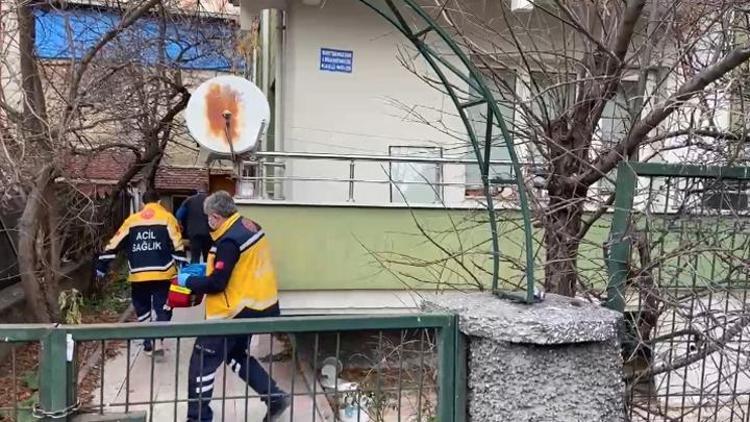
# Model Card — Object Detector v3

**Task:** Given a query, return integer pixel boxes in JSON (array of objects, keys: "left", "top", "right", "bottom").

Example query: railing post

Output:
[
  {"left": 606, "top": 162, "right": 637, "bottom": 312},
  {"left": 347, "top": 160, "right": 355, "bottom": 202},
  {"left": 435, "top": 163, "right": 443, "bottom": 203},
  {"left": 259, "top": 160, "right": 267, "bottom": 199},
  {"left": 437, "top": 314, "right": 458, "bottom": 422},
  {"left": 38, "top": 328, "right": 72, "bottom": 421}
]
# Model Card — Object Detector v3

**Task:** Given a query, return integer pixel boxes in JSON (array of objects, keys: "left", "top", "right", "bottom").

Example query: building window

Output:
[
  {"left": 597, "top": 80, "right": 641, "bottom": 194},
  {"left": 237, "top": 163, "right": 257, "bottom": 198},
  {"left": 688, "top": 179, "right": 749, "bottom": 213},
  {"left": 729, "top": 63, "right": 750, "bottom": 139},
  {"left": 389, "top": 146, "right": 443, "bottom": 204},
  {"left": 465, "top": 69, "right": 517, "bottom": 197},
  {"left": 702, "top": 181, "right": 749, "bottom": 211},
  {"left": 530, "top": 71, "right": 577, "bottom": 119},
  {"left": 598, "top": 81, "right": 640, "bottom": 143}
]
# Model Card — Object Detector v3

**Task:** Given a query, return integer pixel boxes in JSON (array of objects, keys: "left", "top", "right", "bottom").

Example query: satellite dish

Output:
[{"left": 185, "top": 75, "right": 270, "bottom": 157}]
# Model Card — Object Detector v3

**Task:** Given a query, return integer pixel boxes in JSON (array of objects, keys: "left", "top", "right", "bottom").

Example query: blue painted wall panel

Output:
[{"left": 34, "top": 7, "right": 241, "bottom": 71}]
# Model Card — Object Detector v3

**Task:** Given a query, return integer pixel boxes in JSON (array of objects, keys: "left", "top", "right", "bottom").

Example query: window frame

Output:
[
  {"left": 464, "top": 68, "right": 519, "bottom": 198},
  {"left": 388, "top": 146, "right": 444, "bottom": 204}
]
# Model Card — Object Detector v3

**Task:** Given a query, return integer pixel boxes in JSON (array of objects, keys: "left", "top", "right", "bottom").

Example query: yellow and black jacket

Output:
[
  {"left": 185, "top": 213, "right": 279, "bottom": 320},
  {"left": 97, "top": 202, "right": 187, "bottom": 282}
]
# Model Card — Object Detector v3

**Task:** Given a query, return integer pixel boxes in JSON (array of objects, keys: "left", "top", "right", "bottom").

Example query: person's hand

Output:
[
  {"left": 177, "top": 272, "right": 192, "bottom": 287},
  {"left": 95, "top": 270, "right": 106, "bottom": 279},
  {"left": 182, "top": 263, "right": 207, "bottom": 277}
]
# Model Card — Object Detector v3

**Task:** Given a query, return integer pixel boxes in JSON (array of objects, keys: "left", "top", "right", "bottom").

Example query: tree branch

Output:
[
  {"left": 70, "top": 143, "right": 144, "bottom": 159},
  {"left": 627, "top": 313, "right": 750, "bottom": 382},
  {"left": 62, "top": 0, "right": 162, "bottom": 126},
  {"left": 569, "top": 0, "right": 646, "bottom": 130},
  {"left": 645, "top": 128, "right": 750, "bottom": 144},
  {"left": 16, "top": 0, "right": 49, "bottom": 144},
  {"left": 580, "top": 45, "right": 750, "bottom": 186}
]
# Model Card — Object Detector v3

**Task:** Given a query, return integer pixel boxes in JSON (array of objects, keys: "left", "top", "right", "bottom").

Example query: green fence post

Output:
[
  {"left": 453, "top": 330, "right": 467, "bottom": 422},
  {"left": 606, "top": 162, "right": 637, "bottom": 312},
  {"left": 437, "top": 315, "right": 458, "bottom": 422},
  {"left": 39, "top": 328, "right": 71, "bottom": 421}
]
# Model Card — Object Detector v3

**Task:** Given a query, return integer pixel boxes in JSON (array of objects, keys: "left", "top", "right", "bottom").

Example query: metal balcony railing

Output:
[{"left": 237, "top": 151, "right": 531, "bottom": 204}]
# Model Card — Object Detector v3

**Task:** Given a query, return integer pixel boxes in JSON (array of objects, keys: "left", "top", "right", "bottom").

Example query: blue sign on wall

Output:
[{"left": 320, "top": 48, "right": 353, "bottom": 73}]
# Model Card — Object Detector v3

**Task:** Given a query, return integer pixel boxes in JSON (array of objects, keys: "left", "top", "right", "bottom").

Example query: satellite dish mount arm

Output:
[
  {"left": 222, "top": 110, "right": 236, "bottom": 163},
  {"left": 223, "top": 109, "right": 244, "bottom": 184}
]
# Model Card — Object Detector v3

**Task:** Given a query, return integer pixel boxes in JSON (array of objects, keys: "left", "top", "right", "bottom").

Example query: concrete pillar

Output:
[{"left": 423, "top": 292, "right": 625, "bottom": 422}]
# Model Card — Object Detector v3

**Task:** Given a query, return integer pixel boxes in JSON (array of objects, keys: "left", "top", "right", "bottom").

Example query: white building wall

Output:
[
  {"left": 281, "top": 0, "right": 469, "bottom": 205},
  {"left": 253, "top": 0, "right": 744, "bottom": 210},
  {"left": 0, "top": 2, "right": 23, "bottom": 114},
  {"left": 638, "top": 18, "right": 738, "bottom": 167}
]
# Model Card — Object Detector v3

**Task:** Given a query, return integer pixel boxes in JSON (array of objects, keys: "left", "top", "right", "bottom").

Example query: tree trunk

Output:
[
  {"left": 544, "top": 189, "right": 584, "bottom": 297},
  {"left": 543, "top": 119, "right": 589, "bottom": 297},
  {"left": 17, "top": 165, "right": 62, "bottom": 322}
]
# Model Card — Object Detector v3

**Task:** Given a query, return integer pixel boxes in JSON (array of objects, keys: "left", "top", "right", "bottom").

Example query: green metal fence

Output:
[
  {"left": 0, "top": 314, "right": 463, "bottom": 422},
  {"left": 607, "top": 162, "right": 750, "bottom": 421}
]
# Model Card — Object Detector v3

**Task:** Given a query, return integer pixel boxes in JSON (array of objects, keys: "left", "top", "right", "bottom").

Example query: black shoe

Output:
[
  {"left": 143, "top": 340, "right": 165, "bottom": 357},
  {"left": 263, "top": 395, "right": 291, "bottom": 422},
  {"left": 143, "top": 340, "right": 153, "bottom": 354}
]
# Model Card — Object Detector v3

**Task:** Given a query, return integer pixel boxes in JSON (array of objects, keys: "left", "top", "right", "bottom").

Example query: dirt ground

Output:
[{"left": 0, "top": 281, "right": 131, "bottom": 421}]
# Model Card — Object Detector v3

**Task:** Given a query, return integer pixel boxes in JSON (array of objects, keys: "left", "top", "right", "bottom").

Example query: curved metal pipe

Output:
[{"left": 357, "top": 0, "right": 536, "bottom": 301}]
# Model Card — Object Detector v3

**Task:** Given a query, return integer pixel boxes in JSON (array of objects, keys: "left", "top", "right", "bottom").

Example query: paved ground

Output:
[
  {"left": 91, "top": 304, "right": 335, "bottom": 422},
  {"left": 629, "top": 406, "right": 750, "bottom": 422}
]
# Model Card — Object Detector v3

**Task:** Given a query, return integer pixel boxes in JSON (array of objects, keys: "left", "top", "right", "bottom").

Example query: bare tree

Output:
[
  {"left": 374, "top": 2, "right": 750, "bottom": 419},
  {"left": 0, "top": 0, "right": 239, "bottom": 321},
  {"left": 386, "top": 0, "right": 750, "bottom": 297}
]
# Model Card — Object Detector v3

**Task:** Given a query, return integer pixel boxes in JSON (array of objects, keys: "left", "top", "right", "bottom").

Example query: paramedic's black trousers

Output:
[
  {"left": 131, "top": 281, "right": 172, "bottom": 349},
  {"left": 187, "top": 303, "right": 286, "bottom": 421},
  {"left": 190, "top": 234, "right": 212, "bottom": 264}
]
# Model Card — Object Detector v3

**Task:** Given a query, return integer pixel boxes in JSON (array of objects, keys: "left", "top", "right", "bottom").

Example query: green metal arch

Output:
[{"left": 357, "top": 0, "right": 536, "bottom": 301}]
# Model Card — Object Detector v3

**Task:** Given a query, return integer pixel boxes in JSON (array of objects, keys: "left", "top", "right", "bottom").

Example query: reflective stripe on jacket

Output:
[
  {"left": 98, "top": 203, "right": 187, "bottom": 282},
  {"left": 201, "top": 213, "right": 279, "bottom": 319}
]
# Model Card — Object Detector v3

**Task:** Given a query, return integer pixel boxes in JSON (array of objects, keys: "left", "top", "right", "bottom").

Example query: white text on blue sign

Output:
[{"left": 320, "top": 48, "right": 353, "bottom": 73}]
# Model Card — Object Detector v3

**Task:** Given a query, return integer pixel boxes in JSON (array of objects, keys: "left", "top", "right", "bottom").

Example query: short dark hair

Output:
[{"left": 142, "top": 190, "right": 160, "bottom": 204}]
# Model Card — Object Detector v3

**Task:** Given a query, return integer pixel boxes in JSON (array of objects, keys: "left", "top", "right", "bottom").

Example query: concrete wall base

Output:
[
  {"left": 72, "top": 411, "right": 147, "bottom": 421},
  {"left": 423, "top": 292, "right": 625, "bottom": 422}
]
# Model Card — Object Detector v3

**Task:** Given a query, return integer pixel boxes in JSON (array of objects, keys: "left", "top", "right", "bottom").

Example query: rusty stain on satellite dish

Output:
[
  {"left": 204, "top": 83, "right": 241, "bottom": 143},
  {"left": 186, "top": 75, "right": 267, "bottom": 155}
]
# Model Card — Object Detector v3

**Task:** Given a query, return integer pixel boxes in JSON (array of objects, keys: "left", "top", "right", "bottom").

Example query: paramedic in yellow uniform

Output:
[
  {"left": 96, "top": 189, "right": 187, "bottom": 354},
  {"left": 176, "top": 191, "right": 289, "bottom": 422}
]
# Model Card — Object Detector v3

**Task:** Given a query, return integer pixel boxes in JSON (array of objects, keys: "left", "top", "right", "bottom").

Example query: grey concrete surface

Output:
[{"left": 424, "top": 292, "right": 625, "bottom": 422}]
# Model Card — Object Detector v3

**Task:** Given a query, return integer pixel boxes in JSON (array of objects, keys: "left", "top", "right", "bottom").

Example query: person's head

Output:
[
  {"left": 142, "top": 189, "right": 160, "bottom": 205},
  {"left": 203, "top": 191, "right": 237, "bottom": 230},
  {"left": 197, "top": 181, "right": 208, "bottom": 194}
]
